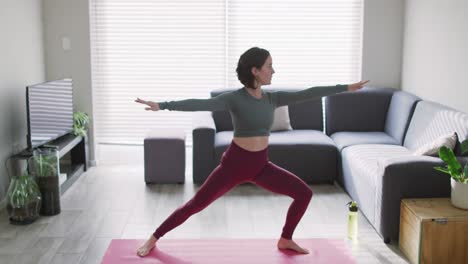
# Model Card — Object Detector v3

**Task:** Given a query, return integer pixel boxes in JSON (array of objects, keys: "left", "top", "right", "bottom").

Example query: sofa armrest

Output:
[
  {"left": 192, "top": 112, "right": 217, "bottom": 184},
  {"left": 375, "top": 156, "right": 468, "bottom": 241},
  {"left": 379, "top": 156, "right": 450, "bottom": 198},
  {"left": 379, "top": 156, "right": 468, "bottom": 182}
]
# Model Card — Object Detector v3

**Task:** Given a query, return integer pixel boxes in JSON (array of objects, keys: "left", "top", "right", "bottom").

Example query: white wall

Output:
[
  {"left": 42, "top": 0, "right": 96, "bottom": 164},
  {"left": 401, "top": 0, "right": 468, "bottom": 113},
  {"left": 0, "top": 0, "right": 45, "bottom": 201},
  {"left": 361, "top": 0, "right": 405, "bottom": 89}
]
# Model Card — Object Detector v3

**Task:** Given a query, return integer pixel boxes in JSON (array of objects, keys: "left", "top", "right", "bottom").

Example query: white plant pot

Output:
[{"left": 451, "top": 178, "right": 468, "bottom": 210}]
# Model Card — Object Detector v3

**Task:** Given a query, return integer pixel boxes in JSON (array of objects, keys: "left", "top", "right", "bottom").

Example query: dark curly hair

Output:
[{"left": 236, "top": 47, "right": 270, "bottom": 89}]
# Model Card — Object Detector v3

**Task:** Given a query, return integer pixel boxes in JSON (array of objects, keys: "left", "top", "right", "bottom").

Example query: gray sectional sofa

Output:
[{"left": 192, "top": 87, "right": 468, "bottom": 243}]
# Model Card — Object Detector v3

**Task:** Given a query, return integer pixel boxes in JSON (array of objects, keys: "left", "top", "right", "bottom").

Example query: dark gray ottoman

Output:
[{"left": 144, "top": 130, "right": 186, "bottom": 184}]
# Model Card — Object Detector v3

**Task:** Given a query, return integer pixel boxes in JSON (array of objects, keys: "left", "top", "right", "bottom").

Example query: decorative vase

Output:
[
  {"left": 450, "top": 178, "right": 468, "bottom": 210},
  {"left": 6, "top": 173, "right": 42, "bottom": 225},
  {"left": 29, "top": 147, "right": 61, "bottom": 215}
]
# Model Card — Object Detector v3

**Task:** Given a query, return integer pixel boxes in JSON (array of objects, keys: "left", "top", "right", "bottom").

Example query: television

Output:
[{"left": 26, "top": 78, "right": 74, "bottom": 150}]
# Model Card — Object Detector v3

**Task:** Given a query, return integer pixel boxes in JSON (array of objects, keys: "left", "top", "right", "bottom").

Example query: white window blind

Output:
[
  {"left": 89, "top": 0, "right": 226, "bottom": 146},
  {"left": 227, "top": 0, "right": 363, "bottom": 88},
  {"left": 90, "top": 0, "right": 363, "bottom": 147}
]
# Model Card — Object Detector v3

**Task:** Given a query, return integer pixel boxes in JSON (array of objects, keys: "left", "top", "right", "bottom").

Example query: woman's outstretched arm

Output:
[
  {"left": 135, "top": 92, "right": 231, "bottom": 112},
  {"left": 271, "top": 80, "right": 369, "bottom": 107}
]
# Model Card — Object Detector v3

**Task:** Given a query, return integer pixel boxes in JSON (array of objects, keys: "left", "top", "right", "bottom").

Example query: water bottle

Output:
[{"left": 347, "top": 201, "right": 358, "bottom": 240}]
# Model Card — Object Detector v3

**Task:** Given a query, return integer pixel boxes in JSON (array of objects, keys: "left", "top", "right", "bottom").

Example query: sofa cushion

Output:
[
  {"left": 269, "top": 130, "right": 336, "bottom": 146},
  {"left": 325, "top": 88, "right": 395, "bottom": 135},
  {"left": 412, "top": 132, "right": 457, "bottom": 156},
  {"left": 214, "top": 130, "right": 338, "bottom": 183},
  {"left": 288, "top": 96, "right": 323, "bottom": 130},
  {"left": 341, "top": 144, "right": 412, "bottom": 224},
  {"left": 214, "top": 130, "right": 336, "bottom": 151},
  {"left": 404, "top": 101, "right": 468, "bottom": 156},
  {"left": 384, "top": 91, "right": 420, "bottom": 144},
  {"left": 331, "top": 131, "right": 399, "bottom": 152},
  {"left": 271, "top": 106, "right": 292, "bottom": 131}
]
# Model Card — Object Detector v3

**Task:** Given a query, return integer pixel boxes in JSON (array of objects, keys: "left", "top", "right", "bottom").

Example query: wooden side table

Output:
[{"left": 399, "top": 198, "right": 468, "bottom": 264}]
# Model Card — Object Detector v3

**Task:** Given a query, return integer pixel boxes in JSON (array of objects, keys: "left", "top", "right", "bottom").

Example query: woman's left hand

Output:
[{"left": 347, "top": 80, "right": 370, "bottom": 92}]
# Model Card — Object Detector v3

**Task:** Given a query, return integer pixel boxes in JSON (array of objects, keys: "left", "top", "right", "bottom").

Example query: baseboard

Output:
[{"left": 89, "top": 159, "right": 97, "bottom": 167}]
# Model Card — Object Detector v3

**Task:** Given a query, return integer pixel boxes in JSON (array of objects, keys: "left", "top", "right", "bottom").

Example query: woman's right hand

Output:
[
  {"left": 347, "top": 80, "right": 370, "bottom": 92},
  {"left": 135, "top": 98, "right": 160, "bottom": 111}
]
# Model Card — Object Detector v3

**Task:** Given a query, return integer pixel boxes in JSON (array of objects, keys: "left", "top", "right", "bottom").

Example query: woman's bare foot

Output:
[
  {"left": 136, "top": 235, "right": 158, "bottom": 257},
  {"left": 277, "top": 237, "right": 309, "bottom": 254}
]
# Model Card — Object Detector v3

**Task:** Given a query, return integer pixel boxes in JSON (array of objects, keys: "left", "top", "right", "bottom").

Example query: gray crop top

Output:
[{"left": 158, "top": 85, "right": 348, "bottom": 137}]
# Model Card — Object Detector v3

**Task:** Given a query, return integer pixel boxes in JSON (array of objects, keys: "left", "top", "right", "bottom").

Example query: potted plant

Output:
[
  {"left": 30, "top": 147, "right": 61, "bottom": 215},
  {"left": 6, "top": 172, "right": 42, "bottom": 224},
  {"left": 73, "top": 111, "right": 90, "bottom": 137},
  {"left": 434, "top": 139, "right": 468, "bottom": 209}
]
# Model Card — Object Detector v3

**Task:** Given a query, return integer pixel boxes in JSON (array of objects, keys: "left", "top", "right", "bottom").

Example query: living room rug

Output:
[{"left": 101, "top": 238, "right": 355, "bottom": 264}]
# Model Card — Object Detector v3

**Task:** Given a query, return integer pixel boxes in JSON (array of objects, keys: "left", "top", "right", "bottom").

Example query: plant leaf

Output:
[
  {"left": 434, "top": 166, "right": 450, "bottom": 174},
  {"left": 438, "top": 146, "right": 462, "bottom": 177},
  {"left": 73, "top": 111, "right": 90, "bottom": 135},
  {"left": 461, "top": 139, "right": 468, "bottom": 155},
  {"left": 464, "top": 163, "right": 468, "bottom": 180}
]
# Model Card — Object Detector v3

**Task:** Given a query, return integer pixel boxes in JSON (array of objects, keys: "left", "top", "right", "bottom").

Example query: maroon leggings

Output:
[{"left": 153, "top": 140, "right": 313, "bottom": 240}]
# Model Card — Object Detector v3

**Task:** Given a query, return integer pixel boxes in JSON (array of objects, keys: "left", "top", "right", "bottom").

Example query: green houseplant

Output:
[
  {"left": 434, "top": 139, "right": 468, "bottom": 209},
  {"left": 73, "top": 111, "right": 90, "bottom": 137},
  {"left": 32, "top": 153, "right": 58, "bottom": 177},
  {"left": 30, "top": 147, "right": 61, "bottom": 215},
  {"left": 6, "top": 172, "right": 42, "bottom": 225}
]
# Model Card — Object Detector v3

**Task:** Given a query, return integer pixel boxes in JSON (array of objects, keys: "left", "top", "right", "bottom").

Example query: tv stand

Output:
[
  {"left": 18, "top": 133, "right": 88, "bottom": 194},
  {"left": 50, "top": 133, "right": 88, "bottom": 194}
]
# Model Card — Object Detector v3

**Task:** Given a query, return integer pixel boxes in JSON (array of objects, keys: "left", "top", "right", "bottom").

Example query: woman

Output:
[{"left": 135, "top": 47, "right": 369, "bottom": 256}]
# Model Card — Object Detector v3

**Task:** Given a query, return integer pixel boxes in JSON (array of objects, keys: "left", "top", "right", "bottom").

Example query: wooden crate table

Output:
[{"left": 399, "top": 198, "right": 468, "bottom": 264}]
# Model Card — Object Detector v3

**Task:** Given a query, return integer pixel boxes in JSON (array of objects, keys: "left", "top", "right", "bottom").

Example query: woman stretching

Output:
[{"left": 135, "top": 47, "right": 368, "bottom": 256}]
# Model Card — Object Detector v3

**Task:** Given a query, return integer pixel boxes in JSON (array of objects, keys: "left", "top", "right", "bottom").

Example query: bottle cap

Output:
[{"left": 347, "top": 201, "right": 358, "bottom": 212}]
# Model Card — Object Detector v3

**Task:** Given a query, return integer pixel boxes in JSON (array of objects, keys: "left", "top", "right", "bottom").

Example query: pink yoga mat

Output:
[{"left": 102, "top": 239, "right": 355, "bottom": 264}]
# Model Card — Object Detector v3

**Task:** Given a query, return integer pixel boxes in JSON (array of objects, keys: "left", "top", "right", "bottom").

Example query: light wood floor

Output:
[{"left": 0, "top": 145, "right": 409, "bottom": 263}]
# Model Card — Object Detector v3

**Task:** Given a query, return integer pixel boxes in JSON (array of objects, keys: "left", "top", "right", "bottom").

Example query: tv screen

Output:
[{"left": 27, "top": 78, "right": 74, "bottom": 149}]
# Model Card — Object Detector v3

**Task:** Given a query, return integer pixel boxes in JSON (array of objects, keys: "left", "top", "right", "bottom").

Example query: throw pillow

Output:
[
  {"left": 412, "top": 132, "right": 458, "bottom": 156},
  {"left": 454, "top": 132, "right": 468, "bottom": 157},
  {"left": 271, "top": 106, "right": 293, "bottom": 132}
]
